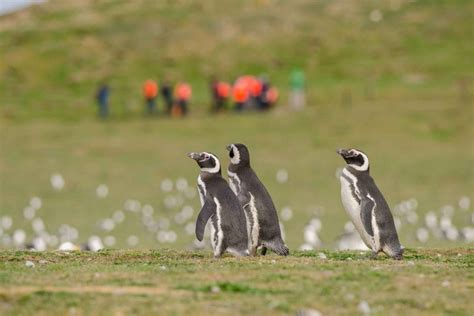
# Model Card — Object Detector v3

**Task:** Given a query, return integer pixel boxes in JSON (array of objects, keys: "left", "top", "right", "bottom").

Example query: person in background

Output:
[
  {"left": 211, "top": 79, "right": 231, "bottom": 112},
  {"left": 266, "top": 86, "right": 279, "bottom": 109},
  {"left": 232, "top": 80, "right": 249, "bottom": 111},
  {"left": 257, "top": 76, "right": 269, "bottom": 110},
  {"left": 161, "top": 80, "right": 173, "bottom": 115},
  {"left": 289, "top": 69, "right": 305, "bottom": 110},
  {"left": 248, "top": 76, "right": 263, "bottom": 109},
  {"left": 96, "top": 83, "right": 110, "bottom": 119},
  {"left": 173, "top": 82, "right": 192, "bottom": 117},
  {"left": 143, "top": 79, "right": 158, "bottom": 115}
]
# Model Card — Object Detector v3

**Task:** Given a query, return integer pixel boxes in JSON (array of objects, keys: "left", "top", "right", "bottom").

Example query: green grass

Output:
[
  {"left": 0, "top": 101, "right": 473, "bottom": 250},
  {"left": 0, "top": 248, "right": 473, "bottom": 315},
  {"left": 0, "top": 0, "right": 473, "bottom": 119}
]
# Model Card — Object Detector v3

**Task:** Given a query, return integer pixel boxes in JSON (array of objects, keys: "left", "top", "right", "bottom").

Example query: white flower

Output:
[
  {"left": 23, "top": 206, "right": 36, "bottom": 220},
  {"left": 127, "top": 235, "right": 139, "bottom": 247},
  {"left": 96, "top": 184, "right": 109, "bottom": 198},
  {"left": 30, "top": 196, "right": 42, "bottom": 210},
  {"left": 280, "top": 207, "right": 293, "bottom": 221},
  {"left": 175, "top": 178, "right": 188, "bottom": 191},
  {"left": 276, "top": 169, "right": 289, "bottom": 184},
  {"left": 369, "top": 9, "right": 383, "bottom": 23},
  {"left": 161, "top": 179, "right": 173, "bottom": 192},
  {"left": 50, "top": 173, "right": 65, "bottom": 191}
]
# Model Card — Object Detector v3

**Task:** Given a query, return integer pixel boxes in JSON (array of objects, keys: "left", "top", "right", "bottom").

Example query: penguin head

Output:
[
  {"left": 226, "top": 143, "right": 250, "bottom": 167},
  {"left": 187, "top": 152, "right": 221, "bottom": 174},
  {"left": 337, "top": 148, "right": 370, "bottom": 172}
]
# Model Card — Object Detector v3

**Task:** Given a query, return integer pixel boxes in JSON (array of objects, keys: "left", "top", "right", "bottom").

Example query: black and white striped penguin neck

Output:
[{"left": 227, "top": 143, "right": 251, "bottom": 171}]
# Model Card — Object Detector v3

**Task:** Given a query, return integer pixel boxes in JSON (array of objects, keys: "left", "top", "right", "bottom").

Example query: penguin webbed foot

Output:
[
  {"left": 392, "top": 253, "right": 403, "bottom": 260},
  {"left": 368, "top": 251, "right": 378, "bottom": 260}
]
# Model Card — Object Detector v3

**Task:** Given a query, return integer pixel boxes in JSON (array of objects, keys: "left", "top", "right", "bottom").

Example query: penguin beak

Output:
[
  {"left": 187, "top": 152, "right": 202, "bottom": 160},
  {"left": 337, "top": 148, "right": 347, "bottom": 156},
  {"left": 226, "top": 144, "right": 233, "bottom": 151},
  {"left": 337, "top": 148, "right": 351, "bottom": 158}
]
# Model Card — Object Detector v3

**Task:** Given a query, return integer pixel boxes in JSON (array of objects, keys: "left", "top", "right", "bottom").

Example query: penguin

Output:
[
  {"left": 336, "top": 148, "right": 403, "bottom": 259},
  {"left": 226, "top": 143, "right": 289, "bottom": 256},
  {"left": 187, "top": 151, "right": 249, "bottom": 257}
]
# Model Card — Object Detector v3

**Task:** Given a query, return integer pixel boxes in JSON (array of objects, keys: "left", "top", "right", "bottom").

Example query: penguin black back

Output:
[{"left": 227, "top": 143, "right": 289, "bottom": 256}]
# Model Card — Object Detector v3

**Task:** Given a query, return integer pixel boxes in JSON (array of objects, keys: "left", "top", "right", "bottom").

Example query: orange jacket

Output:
[
  {"left": 174, "top": 83, "right": 192, "bottom": 100},
  {"left": 143, "top": 80, "right": 158, "bottom": 99},
  {"left": 233, "top": 83, "right": 249, "bottom": 102},
  {"left": 216, "top": 82, "right": 231, "bottom": 98}
]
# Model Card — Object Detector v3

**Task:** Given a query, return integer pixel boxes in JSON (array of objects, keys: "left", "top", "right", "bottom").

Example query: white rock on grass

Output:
[
  {"left": 25, "top": 260, "right": 35, "bottom": 268},
  {"left": 295, "top": 308, "right": 322, "bottom": 316},
  {"left": 58, "top": 241, "right": 79, "bottom": 251},
  {"left": 88, "top": 236, "right": 104, "bottom": 252},
  {"left": 317, "top": 252, "right": 327, "bottom": 260}
]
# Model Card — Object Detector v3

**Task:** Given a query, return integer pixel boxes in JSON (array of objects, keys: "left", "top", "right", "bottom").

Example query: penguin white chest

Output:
[
  {"left": 212, "top": 197, "right": 224, "bottom": 256},
  {"left": 197, "top": 176, "right": 206, "bottom": 206},
  {"left": 340, "top": 176, "right": 361, "bottom": 222},
  {"left": 227, "top": 171, "right": 241, "bottom": 195},
  {"left": 339, "top": 174, "right": 373, "bottom": 248},
  {"left": 246, "top": 193, "right": 260, "bottom": 250}
]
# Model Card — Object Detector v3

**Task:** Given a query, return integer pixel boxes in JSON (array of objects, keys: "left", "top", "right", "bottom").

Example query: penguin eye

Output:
[{"left": 199, "top": 154, "right": 210, "bottom": 162}]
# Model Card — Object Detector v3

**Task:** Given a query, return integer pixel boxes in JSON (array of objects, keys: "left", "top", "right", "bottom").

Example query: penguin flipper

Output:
[
  {"left": 195, "top": 200, "right": 216, "bottom": 241},
  {"left": 360, "top": 197, "right": 375, "bottom": 237}
]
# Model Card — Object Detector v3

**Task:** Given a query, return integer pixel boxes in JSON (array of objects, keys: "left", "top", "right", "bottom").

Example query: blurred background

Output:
[{"left": 0, "top": 0, "right": 472, "bottom": 252}]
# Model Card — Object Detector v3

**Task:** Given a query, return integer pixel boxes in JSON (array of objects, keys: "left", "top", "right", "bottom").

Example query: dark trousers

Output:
[
  {"left": 146, "top": 98, "right": 156, "bottom": 115},
  {"left": 178, "top": 99, "right": 188, "bottom": 115},
  {"left": 98, "top": 102, "right": 108, "bottom": 119}
]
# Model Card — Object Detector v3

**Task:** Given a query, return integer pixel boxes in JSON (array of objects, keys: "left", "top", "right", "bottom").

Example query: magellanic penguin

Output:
[
  {"left": 188, "top": 152, "right": 249, "bottom": 257},
  {"left": 226, "top": 144, "right": 289, "bottom": 256},
  {"left": 337, "top": 148, "right": 403, "bottom": 259}
]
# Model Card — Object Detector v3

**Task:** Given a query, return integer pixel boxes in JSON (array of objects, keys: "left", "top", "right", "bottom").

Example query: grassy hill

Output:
[
  {"left": 0, "top": 0, "right": 472, "bottom": 119},
  {"left": 0, "top": 1, "right": 472, "bottom": 251},
  {"left": 0, "top": 249, "right": 473, "bottom": 315}
]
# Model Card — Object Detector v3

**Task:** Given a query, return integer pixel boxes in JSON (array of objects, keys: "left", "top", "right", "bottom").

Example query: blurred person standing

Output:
[
  {"left": 211, "top": 79, "right": 231, "bottom": 112},
  {"left": 173, "top": 82, "right": 192, "bottom": 117},
  {"left": 95, "top": 83, "right": 110, "bottom": 119},
  {"left": 266, "top": 86, "right": 279, "bottom": 109},
  {"left": 143, "top": 79, "right": 158, "bottom": 115},
  {"left": 257, "top": 76, "right": 269, "bottom": 110},
  {"left": 248, "top": 76, "right": 263, "bottom": 109},
  {"left": 232, "top": 78, "right": 249, "bottom": 111},
  {"left": 161, "top": 80, "right": 173, "bottom": 115},
  {"left": 289, "top": 69, "right": 305, "bottom": 110}
]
